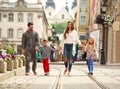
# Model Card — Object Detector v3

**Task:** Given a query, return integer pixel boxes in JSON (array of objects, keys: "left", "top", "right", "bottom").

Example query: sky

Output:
[{"left": 7, "top": 0, "right": 74, "bottom": 13}]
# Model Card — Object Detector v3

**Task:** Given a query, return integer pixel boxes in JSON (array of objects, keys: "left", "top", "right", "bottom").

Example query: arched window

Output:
[
  {"left": 8, "top": 13, "right": 14, "bottom": 22},
  {"left": 18, "top": 13, "right": 23, "bottom": 22},
  {"left": 62, "top": 14, "right": 64, "bottom": 19},
  {"left": 17, "top": 29, "right": 23, "bottom": 38},
  {"left": 49, "top": 12, "right": 51, "bottom": 16},
  {"left": 0, "top": 28, "right": 1, "bottom": 38},
  {"left": 8, "top": 28, "right": 14, "bottom": 38},
  {"left": 28, "top": 13, "right": 33, "bottom": 22},
  {"left": 80, "top": 12, "right": 86, "bottom": 25}
]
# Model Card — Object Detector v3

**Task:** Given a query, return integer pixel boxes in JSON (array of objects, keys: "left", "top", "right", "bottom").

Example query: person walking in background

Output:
[
  {"left": 61, "top": 21, "right": 83, "bottom": 76},
  {"left": 40, "top": 40, "right": 61, "bottom": 76},
  {"left": 85, "top": 37, "right": 96, "bottom": 76},
  {"left": 53, "top": 41, "right": 60, "bottom": 62},
  {"left": 22, "top": 22, "right": 39, "bottom": 76}
]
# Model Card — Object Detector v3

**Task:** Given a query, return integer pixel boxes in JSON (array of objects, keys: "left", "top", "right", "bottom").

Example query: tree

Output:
[
  {"left": 7, "top": 44, "right": 14, "bottom": 54},
  {"left": 51, "top": 21, "right": 67, "bottom": 33}
]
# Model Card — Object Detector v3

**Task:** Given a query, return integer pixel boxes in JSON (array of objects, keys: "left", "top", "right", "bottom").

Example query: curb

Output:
[
  {"left": 50, "top": 61, "right": 87, "bottom": 65},
  {"left": 0, "top": 67, "right": 25, "bottom": 82}
]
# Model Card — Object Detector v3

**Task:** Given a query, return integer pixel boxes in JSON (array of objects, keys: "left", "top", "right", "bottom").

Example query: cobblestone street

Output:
[{"left": 0, "top": 63, "right": 120, "bottom": 89}]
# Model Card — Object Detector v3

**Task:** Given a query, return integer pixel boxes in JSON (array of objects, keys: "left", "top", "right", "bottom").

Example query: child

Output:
[
  {"left": 40, "top": 40, "right": 60, "bottom": 75},
  {"left": 85, "top": 37, "right": 96, "bottom": 76}
]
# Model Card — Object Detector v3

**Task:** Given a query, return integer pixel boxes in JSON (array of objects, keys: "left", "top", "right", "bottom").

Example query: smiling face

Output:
[
  {"left": 43, "top": 40, "right": 48, "bottom": 46},
  {"left": 67, "top": 22, "right": 73, "bottom": 29},
  {"left": 28, "top": 24, "right": 33, "bottom": 31},
  {"left": 88, "top": 37, "right": 94, "bottom": 44}
]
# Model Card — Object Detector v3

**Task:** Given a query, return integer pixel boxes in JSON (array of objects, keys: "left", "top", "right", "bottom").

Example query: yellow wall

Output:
[
  {"left": 116, "top": 30, "right": 120, "bottom": 62},
  {"left": 78, "top": 0, "right": 90, "bottom": 33}
]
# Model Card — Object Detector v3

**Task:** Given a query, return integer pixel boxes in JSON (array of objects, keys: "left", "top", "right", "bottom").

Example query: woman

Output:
[
  {"left": 61, "top": 21, "right": 83, "bottom": 76},
  {"left": 85, "top": 37, "right": 96, "bottom": 75}
]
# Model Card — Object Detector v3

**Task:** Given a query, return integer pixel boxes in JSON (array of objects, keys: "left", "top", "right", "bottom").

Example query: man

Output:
[{"left": 22, "top": 22, "right": 39, "bottom": 76}]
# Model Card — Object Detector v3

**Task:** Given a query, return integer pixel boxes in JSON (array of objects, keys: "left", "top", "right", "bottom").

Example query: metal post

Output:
[{"left": 100, "top": 24, "right": 106, "bottom": 64}]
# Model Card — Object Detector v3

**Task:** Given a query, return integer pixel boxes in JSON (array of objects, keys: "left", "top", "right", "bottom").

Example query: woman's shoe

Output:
[
  {"left": 91, "top": 72, "right": 93, "bottom": 75},
  {"left": 68, "top": 71, "right": 71, "bottom": 76},
  {"left": 88, "top": 72, "right": 91, "bottom": 76},
  {"left": 64, "top": 68, "right": 67, "bottom": 74}
]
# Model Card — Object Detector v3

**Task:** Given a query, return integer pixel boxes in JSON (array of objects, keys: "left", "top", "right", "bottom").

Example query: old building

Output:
[
  {"left": 0, "top": 0, "right": 48, "bottom": 54},
  {"left": 107, "top": 0, "right": 120, "bottom": 63},
  {"left": 44, "top": 0, "right": 73, "bottom": 24},
  {"left": 76, "top": 0, "right": 90, "bottom": 42}
]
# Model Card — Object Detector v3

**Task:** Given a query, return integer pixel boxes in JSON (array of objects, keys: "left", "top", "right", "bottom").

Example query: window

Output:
[
  {"left": 62, "top": 14, "right": 64, "bottom": 19},
  {"left": 8, "top": 3, "right": 15, "bottom": 7},
  {"left": 18, "top": 13, "right": 23, "bottom": 22},
  {"left": 28, "top": 13, "right": 33, "bottom": 22},
  {"left": 0, "top": 13, "right": 1, "bottom": 21},
  {"left": 49, "top": 12, "right": 51, "bottom": 16},
  {"left": 8, "top": 28, "right": 13, "bottom": 38},
  {"left": 80, "top": 0, "right": 87, "bottom": 9},
  {"left": 80, "top": 12, "right": 86, "bottom": 25},
  {"left": 79, "top": 35, "right": 86, "bottom": 40},
  {"left": 8, "top": 13, "right": 14, "bottom": 22},
  {"left": 0, "top": 29, "right": 1, "bottom": 38},
  {"left": 17, "top": 29, "right": 23, "bottom": 38}
]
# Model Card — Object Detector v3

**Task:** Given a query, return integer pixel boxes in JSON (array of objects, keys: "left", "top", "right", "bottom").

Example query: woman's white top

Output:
[
  {"left": 61, "top": 29, "right": 82, "bottom": 56},
  {"left": 62, "top": 29, "right": 81, "bottom": 45}
]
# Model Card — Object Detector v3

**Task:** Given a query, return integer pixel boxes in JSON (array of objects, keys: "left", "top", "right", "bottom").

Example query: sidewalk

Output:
[
  {"left": 0, "top": 67, "right": 25, "bottom": 82},
  {"left": 50, "top": 61, "right": 120, "bottom": 66}
]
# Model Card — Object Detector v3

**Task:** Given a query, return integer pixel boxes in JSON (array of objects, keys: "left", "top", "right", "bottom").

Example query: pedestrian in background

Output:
[
  {"left": 85, "top": 37, "right": 96, "bottom": 76},
  {"left": 40, "top": 40, "right": 61, "bottom": 76},
  {"left": 61, "top": 21, "right": 83, "bottom": 76},
  {"left": 53, "top": 41, "right": 60, "bottom": 62},
  {"left": 22, "top": 22, "right": 39, "bottom": 76}
]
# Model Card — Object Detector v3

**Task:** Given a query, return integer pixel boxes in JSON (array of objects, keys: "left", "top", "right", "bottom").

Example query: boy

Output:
[{"left": 40, "top": 40, "right": 60, "bottom": 75}]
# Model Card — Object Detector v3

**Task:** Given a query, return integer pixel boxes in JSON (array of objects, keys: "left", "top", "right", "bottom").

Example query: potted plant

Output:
[
  {"left": 20, "top": 55, "right": 26, "bottom": 66},
  {"left": 11, "top": 54, "right": 18, "bottom": 69},
  {"left": 0, "top": 58, "right": 7, "bottom": 73},
  {"left": 5, "top": 55, "right": 13, "bottom": 71},
  {"left": 16, "top": 56, "right": 23, "bottom": 68}
]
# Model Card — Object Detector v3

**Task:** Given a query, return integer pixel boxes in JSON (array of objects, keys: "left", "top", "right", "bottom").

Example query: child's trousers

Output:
[
  {"left": 87, "top": 58, "right": 94, "bottom": 72},
  {"left": 42, "top": 58, "right": 50, "bottom": 73}
]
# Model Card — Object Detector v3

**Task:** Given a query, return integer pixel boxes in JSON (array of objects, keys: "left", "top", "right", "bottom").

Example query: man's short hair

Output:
[{"left": 28, "top": 22, "right": 33, "bottom": 27}]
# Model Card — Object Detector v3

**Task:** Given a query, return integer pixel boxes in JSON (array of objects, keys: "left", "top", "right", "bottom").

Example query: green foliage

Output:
[
  {"left": 51, "top": 21, "right": 67, "bottom": 33},
  {"left": 7, "top": 44, "right": 14, "bottom": 54}
]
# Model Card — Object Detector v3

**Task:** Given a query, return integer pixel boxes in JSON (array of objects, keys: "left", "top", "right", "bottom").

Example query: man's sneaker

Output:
[
  {"left": 33, "top": 71, "right": 37, "bottom": 75},
  {"left": 26, "top": 73, "right": 29, "bottom": 76}
]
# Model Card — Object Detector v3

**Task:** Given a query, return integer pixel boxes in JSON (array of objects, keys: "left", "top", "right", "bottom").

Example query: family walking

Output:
[{"left": 22, "top": 22, "right": 97, "bottom": 76}]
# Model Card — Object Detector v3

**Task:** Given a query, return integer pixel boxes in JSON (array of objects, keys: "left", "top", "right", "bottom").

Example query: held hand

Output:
[
  {"left": 34, "top": 46, "right": 38, "bottom": 51},
  {"left": 57, "top": 47, "right": 62, "bottom": 51}
]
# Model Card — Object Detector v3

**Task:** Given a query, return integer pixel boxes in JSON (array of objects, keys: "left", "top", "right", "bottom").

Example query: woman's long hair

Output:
[{"left": 63, "top": 21, "right": 74, "bottom": 39}]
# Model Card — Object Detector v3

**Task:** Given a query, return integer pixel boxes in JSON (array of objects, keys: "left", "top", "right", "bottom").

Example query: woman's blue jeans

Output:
[
  {"left": 64, "top": 44, "right": 73, "bottom": 72},
  {"left": 87, "top": 58, "right": 94, "bottom": 72}
]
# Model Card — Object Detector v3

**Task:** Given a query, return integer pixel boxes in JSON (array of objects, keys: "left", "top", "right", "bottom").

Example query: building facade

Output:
[
  {"left": 91, "top": 0, "right": 120, "bottom": 63},
  {"left": 0, "top": 0, "right": 48, "bottom": 54},
  {"left": 44, "top": 0, "right": 73, "bottom": 24},
  {"left": 76, "top": 0, "right": 90, "bottom": 43},
  {"left": 107, "top": 0, "right": 120, "bottom": 63}
]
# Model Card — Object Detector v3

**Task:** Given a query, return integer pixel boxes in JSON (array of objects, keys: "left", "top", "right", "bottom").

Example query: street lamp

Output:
[{"left": 100, "top": 0, "right": 108, "bottom": 64}]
